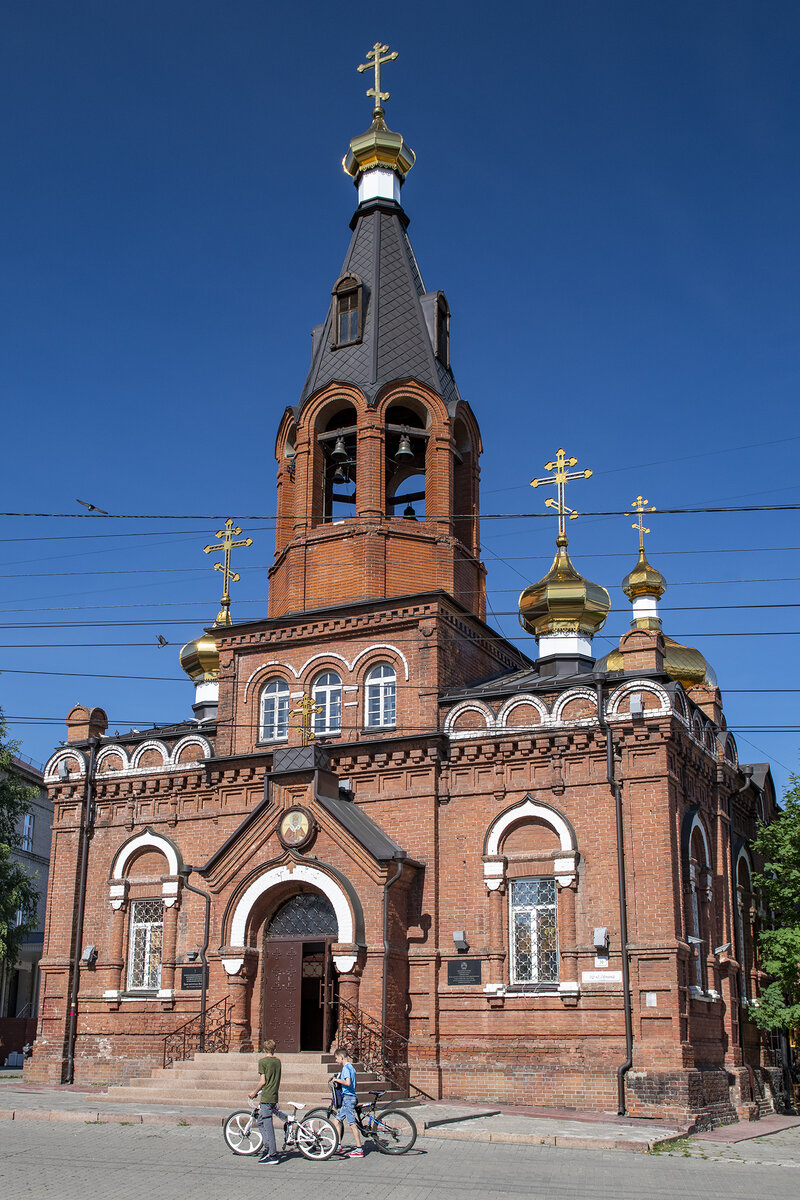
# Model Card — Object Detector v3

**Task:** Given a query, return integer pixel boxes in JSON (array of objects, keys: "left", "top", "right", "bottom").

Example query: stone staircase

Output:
[{"left": 98, "top": 1051, "right": 405, "bottom": 1109}]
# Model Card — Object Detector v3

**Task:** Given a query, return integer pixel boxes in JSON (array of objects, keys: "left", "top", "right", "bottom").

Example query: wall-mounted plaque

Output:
[
  {"left": 278, "top": 806, "right": 316, "bottom": 852},
  {"left": 447, "top": 958, "right": 482, "bottom": 986},
  {"left": 181, "top": 965, "right": 208, "bottom": 990}
]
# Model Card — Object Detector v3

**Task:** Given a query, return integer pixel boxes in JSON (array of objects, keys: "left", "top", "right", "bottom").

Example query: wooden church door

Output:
[{"left": 261, "top": 892, "right": 339, "bottom": 1053}]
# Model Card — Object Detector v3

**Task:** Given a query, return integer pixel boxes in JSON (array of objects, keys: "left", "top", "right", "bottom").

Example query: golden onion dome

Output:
[
  {"left": 622, "top": 548, "right": 666, "bottom": 602},
  {"left": 343, "top": 110, "right": 415, "bottom": 184},
  {"left": 179, "top": 630, "right": 220, "bottom": 684},
  {"left": 519, "top": 535, "right": 611, "bottom": 638},
  {"left": 598, "top": 637, "right": 717, "bottom": 690}
]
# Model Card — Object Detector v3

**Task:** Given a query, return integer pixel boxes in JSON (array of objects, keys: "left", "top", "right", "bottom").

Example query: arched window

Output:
[
  {"left": 687, "top": 821, "right": 711, "bottom": 992},
  {"left": 364, "top": 663, "right": 396, "bottom": 728},
  {"left": 266, "top": 893, "right": 338, "bottom": 939},
  {"left": 736, "top": 853, "right": 755, "bottom": 1003},
  {"left": 260, "top": 678, "right": 290, "bottom": 742},
  {"left": 332, "top": 274, "right": 363, "bottom": 347},
  {"left": 127, "top": 898, "right": 163, "bottom": 991},
  {"left": 312, "top": 671, "right": 342, "bottom": 736}
]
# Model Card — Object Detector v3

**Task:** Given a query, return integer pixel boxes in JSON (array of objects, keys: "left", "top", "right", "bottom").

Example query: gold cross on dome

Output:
[
  {"left": 357, "top": 41, "right": 399, "bottom": 114},
  {"left": 531, "top": 448, "right": 593, "bottom": 541},
  {"left": 292, "top": 693, "right": 323, "bottom": 747},
  {"left": 203, "top": 518, "right": 253, "bottom": 626},
  {"left": 627, "top": 495, "right": 656, "bottom": 552}
]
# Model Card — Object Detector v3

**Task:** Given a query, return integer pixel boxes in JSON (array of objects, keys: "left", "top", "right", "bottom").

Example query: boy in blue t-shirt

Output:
[{"left": 331, "top": 1045, "right": 364, "bottom": 1157}]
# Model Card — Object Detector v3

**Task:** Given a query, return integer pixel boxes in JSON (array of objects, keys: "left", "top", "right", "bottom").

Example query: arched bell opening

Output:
[
  {"left": 385, "top": 402, "right": 429, "bottom": 520},
  {"left": 258, "top": 886, "right": 340, "bottom": 1053},
  {"left": 317, "top": 404, "right": 358, "bottom": 524},
  {"left": 453, "top": 417, "right": 477, "bottom": 553}
]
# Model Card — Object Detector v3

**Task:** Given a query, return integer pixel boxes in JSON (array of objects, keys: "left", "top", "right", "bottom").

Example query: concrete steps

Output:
[{"left": 99, "top": 1050, "right": 404, "bottom": 1108}]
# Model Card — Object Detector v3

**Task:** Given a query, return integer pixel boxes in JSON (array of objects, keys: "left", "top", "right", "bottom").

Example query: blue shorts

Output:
[{"left": 336, "top": 1094, "right": 357, "bottom": 1125}]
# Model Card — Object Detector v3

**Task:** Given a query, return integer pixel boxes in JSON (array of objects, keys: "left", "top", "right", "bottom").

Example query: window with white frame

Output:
[
  {"left": 260, "top": 677, "right": 290, "bottom": 742},
  {"left": 21, "top": 812, "right": 34, "bottom": 852},
  {"left": 509, "top": 877, "right": 559, "bottom": 987},
  {"left": 127, "top": 899, "right": 164, "bottom": 991},
  {"left": 364, "top": 663, "right": 396, "bottom": 728},
  {"left": 312, "top": 671, "right": 342, "bottom": 735}
]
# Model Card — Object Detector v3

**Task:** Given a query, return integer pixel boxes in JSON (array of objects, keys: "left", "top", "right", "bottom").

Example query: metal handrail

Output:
[
  {"left": 335, "top": 996, "right": 434, "bottom": 1100},
  {"left": 163, "top": 995, "right": 231, "bottom": 1068}
]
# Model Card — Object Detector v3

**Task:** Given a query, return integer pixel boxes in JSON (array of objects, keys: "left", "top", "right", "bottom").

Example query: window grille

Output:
[
  {"left": 365, "top": 663, "right": 396, "bottom": 728},
  {"left": 266, "top": 893, "right": 337, "bottom": 938},
  {"left": 509, "top": 877, "right": 559, "bottom": 987},
  {"left": 312, "top": 672, "right": 342, "bottom": 735},
  {"left": 127, "top": 899, "right": 164, "bottom": 991},
  {"left": 260, "top": 677, "right": 290, "bottom": 742}
]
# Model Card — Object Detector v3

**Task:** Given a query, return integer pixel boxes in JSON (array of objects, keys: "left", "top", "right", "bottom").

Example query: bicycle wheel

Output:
[
  {"left": 371, "top": 1108, "right": 417, "bottom": 1154},
  {"left": 222, "top": 1110, "right": 263, "bottom": 1155},
  {"left": 296, "top": 1115, "right": 338, "bottom": 1161}
]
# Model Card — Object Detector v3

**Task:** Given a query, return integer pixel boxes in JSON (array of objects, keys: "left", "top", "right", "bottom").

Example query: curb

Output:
[{"left": 0, "top": 1109, "right": 220, "bottom": 1127}]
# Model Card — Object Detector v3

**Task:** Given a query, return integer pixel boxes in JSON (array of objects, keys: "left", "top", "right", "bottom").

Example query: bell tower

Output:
[{"left": 268, "top": 46, "right": 485, "bottom": 620}]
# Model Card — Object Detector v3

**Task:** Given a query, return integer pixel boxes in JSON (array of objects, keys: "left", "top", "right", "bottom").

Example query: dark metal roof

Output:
[
  {"left": 299, "top": 199, "right": 461, "bottom": 410},
  {"left": 315, "top": 786, "right": 405, "bottom": 863}
]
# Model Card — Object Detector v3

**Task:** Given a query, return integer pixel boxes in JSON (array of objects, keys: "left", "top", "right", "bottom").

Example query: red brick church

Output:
[{"left": 28, "top": 48, "right": 781, "bottom": 1126}]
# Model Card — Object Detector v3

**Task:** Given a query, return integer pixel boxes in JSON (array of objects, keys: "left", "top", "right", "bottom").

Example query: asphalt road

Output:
[{"left": 1, "top": 1119, "right": 799, "bottom": 1200}]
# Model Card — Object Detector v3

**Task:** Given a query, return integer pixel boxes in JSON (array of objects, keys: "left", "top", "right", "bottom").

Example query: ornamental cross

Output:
[
  {"left": 357, "top": 41, "right": 399, "bottom": 114},
  {"left": 203, "top": 518, "right": 253, "bottom": 626},
  {"left": 531, "top": 448, "right": 593, "bottom": 541},
  {"left": 627, "top": 495, "right": 656, "bottom": 552},
  {"left": 292, "top": 693, "right": 322, "bottom": 747}
]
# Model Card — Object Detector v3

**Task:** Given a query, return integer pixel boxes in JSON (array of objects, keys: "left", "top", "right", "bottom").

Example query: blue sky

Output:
[{"left": 2, "top": 1, "right": 799, "bottom": 796}]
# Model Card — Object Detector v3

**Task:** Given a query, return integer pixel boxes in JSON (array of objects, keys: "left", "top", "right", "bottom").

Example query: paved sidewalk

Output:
[
  {"left": 3, "top": 1073, "right": 798, "bottom": 1152},
  {"left": 0, "top": 1077, "right": 692, "bottom": 1150}
]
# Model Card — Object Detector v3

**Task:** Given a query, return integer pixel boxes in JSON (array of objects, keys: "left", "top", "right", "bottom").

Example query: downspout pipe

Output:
[
  {"left": 595, "top": 681, "right": 633, "bottom": 1115},
  {"left": 180, "top": 868, "right": 211, "bottom": 1052},
  {"left": 382, "top": 852, "right": 406, "bottom": 1033},
  {"left": 65, "top": 735, "right": 99, "bottom": 1084}
]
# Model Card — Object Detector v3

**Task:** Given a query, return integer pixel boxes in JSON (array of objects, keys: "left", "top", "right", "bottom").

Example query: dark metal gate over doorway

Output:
[{"left": 261, "top": 892, "right": 338, "bottom": 1053}]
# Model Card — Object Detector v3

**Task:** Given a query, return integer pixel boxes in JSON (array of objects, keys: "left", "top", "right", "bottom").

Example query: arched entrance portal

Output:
[{"left": 262, "top": 892, "right": 339, "bottom": 1052}]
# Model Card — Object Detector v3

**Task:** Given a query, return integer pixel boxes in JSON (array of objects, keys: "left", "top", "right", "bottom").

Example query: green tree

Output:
[
  {"left": 750, "top": 773, "right": 800, "bottom": 1032},
  {"left": 0, "top": 707, "right": 40, "bottom": 967}
]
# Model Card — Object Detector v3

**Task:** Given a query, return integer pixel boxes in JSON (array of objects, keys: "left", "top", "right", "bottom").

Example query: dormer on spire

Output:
[{"left": 343, "top": 41, "right": 415, "bottom": 205}]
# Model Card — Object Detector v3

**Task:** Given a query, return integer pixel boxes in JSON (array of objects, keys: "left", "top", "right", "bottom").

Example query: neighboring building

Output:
[
  {"left": 27, "top": 59, "right": 781, "bottom": 1125},
  {"left": 0, "top": 754, "right": 50, "bottom": 1063}
]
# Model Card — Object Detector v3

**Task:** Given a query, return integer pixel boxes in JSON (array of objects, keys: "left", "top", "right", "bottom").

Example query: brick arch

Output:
[
  {"left": 44, "top": 747, "right": 87, "bottom": 782},
  {"left": 95, "top": 745, "right": 130, "bottom": 774},
  {"left": 483, "top": 797, "right": 578, "bottom": 890},
  {"left": 111, "top": 829, "right": 181, "bottom": 880},
  {"left": 444, "top": 700, "right": 495, "bottom": 737},
  {"left": 224, "top": 861, "right": 364, "bottom": 974},
  {"left": 130, "top": 740, "right": 168, "bottom": 770},
  {"left": 607, "top": 680, "right": 671, "bottom": 719},
  {"left": 171, "top": 734, "right": 212, "bottom": 765},
  {"left": 551, "top": 688, "right": 597, "bottom": 725},
  {"left": 497, "top": 694, "right": 548, "bottom": 729}
]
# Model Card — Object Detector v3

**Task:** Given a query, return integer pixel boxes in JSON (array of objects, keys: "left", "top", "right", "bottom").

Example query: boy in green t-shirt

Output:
[{"left": 248, "top": 1038, "right": 288, "bottom": 1165}]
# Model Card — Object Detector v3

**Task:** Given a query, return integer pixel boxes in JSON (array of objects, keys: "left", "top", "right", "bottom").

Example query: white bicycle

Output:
[{"left": 222, "top": 1098, "right": 338, "bottom": 1160}]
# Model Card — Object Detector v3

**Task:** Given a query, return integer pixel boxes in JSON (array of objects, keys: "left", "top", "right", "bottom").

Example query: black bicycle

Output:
[{"left": 307, "top": 1082, "right": 417, "bottom": 1154}]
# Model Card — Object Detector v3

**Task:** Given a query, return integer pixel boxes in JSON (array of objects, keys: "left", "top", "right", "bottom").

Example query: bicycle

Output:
[
  {"left": 222, "top": 1097, "right": 338, "bottom": 1160},
  {"left": 307, "top": 1082, "right": 417, "bottom": 1154}
]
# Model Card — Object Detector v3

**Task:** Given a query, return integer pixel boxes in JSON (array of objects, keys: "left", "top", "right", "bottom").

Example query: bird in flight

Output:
[
  {"left": 156, "top": 635, "right": 168, "bottom": 648},
  {"left": 76, "top": 499, "right": 110, "bottom": 515}
]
